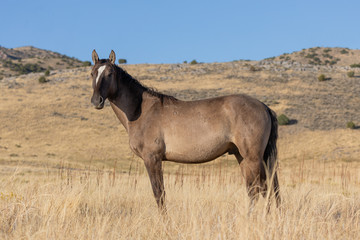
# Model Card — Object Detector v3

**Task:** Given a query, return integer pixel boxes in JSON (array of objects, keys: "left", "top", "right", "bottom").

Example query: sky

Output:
[{"left": 1, "top": 0, "right": 360, "bottom": 64}]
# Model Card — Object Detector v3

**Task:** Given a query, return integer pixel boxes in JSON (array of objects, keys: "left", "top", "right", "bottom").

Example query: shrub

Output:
[
  {"left": 38, "top": 76, "right": 48, "bottom": 83},
  {"left": 3, "top": 60, "right": 45, "bottom": 74},
  {"left": 265, "top": 56, "right": 275, "bottom": 60},
  {"left": 82, "top": 61, "right": 91, "bottom": 67},
  {"left": 44, "top": 70, "right": 50, "bottom": 76},
  {"left": 350, "top": 63, "right": 360, "bottom": 68},
  {"left": 329, "top": 60, "right": 338, "bottom": 65},
  {"left": 313, "top": 57, "right": 321, "bottom": 64},
  {"left": 318, "top": 74, "right": 326, "bottom": 81},
  {"left": 190, "top": 60, "right": 198, "bottom": 65},
  {"left": 340, "top": 49, "right": 349, "bottom": 54},
  {"left": 347, "top": 71, "right": 355, "bottom": 78},
  {"left": 305, "top": 53, "right": 318, "bottom": 59},
  {"left": 249, "top": 65, "right": 256, "bottom": 72},
  {"left": 346, "top": 121, "right": 355, "bottom": 129},
  {"left": 277, "top": 114, "right": 290, "bottom": 125},
  {"left": 118, "top": 59, "right": 127, "bottom": 64}
]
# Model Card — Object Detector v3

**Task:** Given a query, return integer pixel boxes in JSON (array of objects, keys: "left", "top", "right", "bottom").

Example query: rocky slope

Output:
[
  {"left": 0, "top": 46, "right": 89, "bottom": 79},
  {"left": 267, "top": 47, "right": 360, "bottom": 67}
]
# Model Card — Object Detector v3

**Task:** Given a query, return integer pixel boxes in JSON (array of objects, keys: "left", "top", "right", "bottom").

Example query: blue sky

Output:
[{"left": 1, "top": 0, "right": 360, "bottom": 64}]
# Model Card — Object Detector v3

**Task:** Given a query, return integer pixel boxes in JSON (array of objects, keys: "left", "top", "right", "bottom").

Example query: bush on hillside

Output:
[
  {"left": 38, "top": 76, "right": 48, "bottom": 83},
  {"left": 190, "top": 60, "right": 198, "bottom": 65},
  {"left": 3, "top": 60, "right": 45, "bottom": 74},
  {"left": 118, "top": 59, "right": 127, "bottom": 64},
  {"left": 249, "top": 65, "right": 257, "bottom": 72},
  {"left": 346, "top": 121, "right": 356, "bottom": 129},
  {"left": 318, "top": 74, "right": 326, "bottom": 81},
  {"left": 277, "top": 114, "right": 290, "bottom": 125},
  {"left": 347, "top": 71, "right": 355, "bottom": 78},
  {"left": 350, "top": 63, "right": 360, "bottom": 68},
  {"left": 82, "top": 61, "right": 91, "bottom": 67}
]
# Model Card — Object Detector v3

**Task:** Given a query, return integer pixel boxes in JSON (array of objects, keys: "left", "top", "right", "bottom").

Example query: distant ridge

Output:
[
  {"left": 266, "top": 47, "right": 360, "bottom": 67},
  {"left": 0, "top": 46, "right": 90, "bottom": 78},
  {"left": 2, "top": 46, "right": 360, "bottom": 79}
]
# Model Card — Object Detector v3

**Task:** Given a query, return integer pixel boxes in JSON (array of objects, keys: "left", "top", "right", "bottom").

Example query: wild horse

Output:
[{"left": 90, "top": 50, "right": 280, "bottom": 211}]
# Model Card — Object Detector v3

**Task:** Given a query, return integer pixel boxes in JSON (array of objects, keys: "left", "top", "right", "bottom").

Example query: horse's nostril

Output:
[{"left": 99, "top": 96, "right": 104, "bottom": 105}]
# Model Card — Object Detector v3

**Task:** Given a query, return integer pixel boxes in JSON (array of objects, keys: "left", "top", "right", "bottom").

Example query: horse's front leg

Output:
[{"left": 143, "top": 155, "right": 166, "bottom": 212}]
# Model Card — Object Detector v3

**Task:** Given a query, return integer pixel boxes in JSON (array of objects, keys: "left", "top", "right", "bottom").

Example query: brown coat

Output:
[{"left": 91, "top": 50, "right": 280, "bottom": 211}]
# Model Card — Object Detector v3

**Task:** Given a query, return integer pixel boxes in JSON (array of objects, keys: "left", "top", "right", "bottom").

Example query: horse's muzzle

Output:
[{"left": 91, "top": 95, "right": 105, "bottom": 109}]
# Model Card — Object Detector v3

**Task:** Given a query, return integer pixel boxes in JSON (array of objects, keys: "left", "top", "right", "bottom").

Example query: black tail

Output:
[
  {"left": 263, "top": 108, "right": 278, "bottom": 171},
  {"left": 263, "top": 107, "right": 281, "bottom": 207}
]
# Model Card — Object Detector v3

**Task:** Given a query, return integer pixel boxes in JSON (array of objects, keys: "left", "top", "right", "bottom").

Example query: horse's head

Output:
[{"left": 90, "top": 50, "right": 118, "bottom": 109}]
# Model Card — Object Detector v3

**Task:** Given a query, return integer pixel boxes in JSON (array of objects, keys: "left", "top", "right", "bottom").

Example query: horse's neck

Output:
[
  {"left": 109, "top": 101, "right": 130, "bottom": 132},
  {"left": 108, "top": 75, "right": 145, "bottom": 132}
]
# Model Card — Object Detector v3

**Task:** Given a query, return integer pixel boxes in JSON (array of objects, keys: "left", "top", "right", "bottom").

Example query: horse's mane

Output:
[{"left": 114, "top": 63, "right": 178, "bottom": 103}]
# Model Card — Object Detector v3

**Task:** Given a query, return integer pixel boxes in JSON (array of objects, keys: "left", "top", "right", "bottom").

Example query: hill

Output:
[
  {"left": 0, "top": 55, "right": 359, "bottom": 171},
  {"left": 267, "top": 47, "right": 360, "bottom": 67},
  {"left": 0, "top": 46, "right": 90, "bottom": 79}
]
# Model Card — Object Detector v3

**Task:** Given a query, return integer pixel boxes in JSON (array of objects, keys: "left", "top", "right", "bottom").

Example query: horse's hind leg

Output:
[
  {"left": 243, "top": 159, "right": 266, "bottom": 208},
  {"left": 235, "top": 148, "right": 267, "bottom": 212},
  {"left": 234, "top": 151, "right": 260, "bottom": 205}
]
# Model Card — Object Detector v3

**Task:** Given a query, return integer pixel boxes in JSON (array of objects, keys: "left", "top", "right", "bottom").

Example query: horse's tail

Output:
[{"left": 263, "top": 107, "right": 281, "bottom": 207}]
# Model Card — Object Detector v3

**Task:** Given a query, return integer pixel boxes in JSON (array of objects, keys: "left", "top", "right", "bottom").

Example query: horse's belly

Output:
[{"left": 164, "top": 134, "right": 230, "bottom": 163}]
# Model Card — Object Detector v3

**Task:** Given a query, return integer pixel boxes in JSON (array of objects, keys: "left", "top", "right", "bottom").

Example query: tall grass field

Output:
[{"left": 1, "top": 158, "right": 359, "bottom": 239}]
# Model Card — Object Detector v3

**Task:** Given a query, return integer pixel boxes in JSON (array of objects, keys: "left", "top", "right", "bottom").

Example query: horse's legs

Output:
[
  {"left": 235, "top": 148, "right": 267, "bottom": 211},
  {"left": 143, "top": 157, "right": 166, "bottom": 212},
  {"left": 243, "top": 159, "right": 265, "bottom": 208},
  {"left": 234, "top": 151, "right": 243, "bottom": 164},
  {"left": 235, "top": 143, "right": 281, "bottom": 212}
]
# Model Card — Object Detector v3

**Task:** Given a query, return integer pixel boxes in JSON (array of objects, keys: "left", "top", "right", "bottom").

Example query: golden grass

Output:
[
  {"left": 1, "top": 62, "right": 359, "bottom": 239},
  {"left": 1, "top": 158, "right": 359, "bottom": 239}
]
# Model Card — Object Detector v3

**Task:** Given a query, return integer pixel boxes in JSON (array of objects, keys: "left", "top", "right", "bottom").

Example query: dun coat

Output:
[{"left": 90, "top": 50, "right": 281, "bottom": 211}]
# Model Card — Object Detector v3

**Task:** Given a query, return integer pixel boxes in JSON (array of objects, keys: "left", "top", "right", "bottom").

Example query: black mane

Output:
[{"left": 114, "top": 64, "right": 178, "bottom": 103}]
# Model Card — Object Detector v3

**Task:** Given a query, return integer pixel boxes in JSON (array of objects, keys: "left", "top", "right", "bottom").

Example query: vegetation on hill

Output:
[
  {"left": 272, "top": 47, "right": 360, "bottom": 67},
  {"left": 2, "top": 60, "right": 45, "bottom": 75},
  {"left": 0, "top": 46, "right": 88, "bottom": 78}
]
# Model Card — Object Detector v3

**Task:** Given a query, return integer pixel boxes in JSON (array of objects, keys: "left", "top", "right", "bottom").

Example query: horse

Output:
[{"left": 90, "top": 50, "right": 281, "bottom": 211}]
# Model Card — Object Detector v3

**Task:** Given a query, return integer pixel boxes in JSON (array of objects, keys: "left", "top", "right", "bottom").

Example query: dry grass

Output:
[
  {"left": 1, "top": 158, "right": 360, "bottom": 239},
  {"left": 0, "top": 61, "right": 359, "bottom": 239}
]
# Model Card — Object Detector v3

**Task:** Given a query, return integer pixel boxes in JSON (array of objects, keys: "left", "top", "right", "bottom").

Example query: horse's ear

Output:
[
  {"left": 92, "top": 49, "right": 99, "bottom": 64},
  {"left": 109, "top": 50, "right": 116, "bottom": 64}
]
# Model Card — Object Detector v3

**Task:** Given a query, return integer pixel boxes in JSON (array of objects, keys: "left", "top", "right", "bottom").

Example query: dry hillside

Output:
[
  {"left": 0, "top": 55, "right": 359, "bottom": 170},
  {"left": 269, "top": 47, "right": 360, "bottom": 67},
  {"left": 0, "top": 48, "right": 360, "bottom": 239},
  {"left": 0, "top": 46, "right": 89, "bottom": 79}
]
